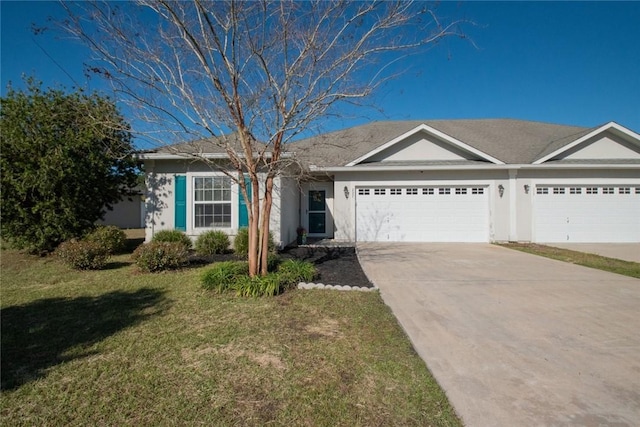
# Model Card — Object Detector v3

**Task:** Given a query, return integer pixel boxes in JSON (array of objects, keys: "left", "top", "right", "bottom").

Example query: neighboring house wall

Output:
[{"left": 98, "top": 195, "right": 145, "bottom": 229}]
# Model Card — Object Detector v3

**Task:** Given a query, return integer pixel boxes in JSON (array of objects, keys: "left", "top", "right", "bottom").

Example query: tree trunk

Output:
[
  {"left": 259, "top": 174, "right": 275, "bottom": 276},
  {"left": 247, "top": 173, "right": 261, "bottom": 277}
]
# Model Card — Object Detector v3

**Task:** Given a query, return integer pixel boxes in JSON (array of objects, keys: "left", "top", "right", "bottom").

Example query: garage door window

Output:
[
  {"left": 603, "top": 188, "right": 614, "bottom": 194},
  {"left": 619, "top": 187, "right": 631, "bottom": 194},
  {"left": 423, "top": 188, "right": 434, "bottom": 195},
  {"left": 358, "top": 188, "right": 370, "bottom": 196},
  {"left": 537, "top": 187, "right": 549, "bottom": 195},
  {"left": 406, "top": 188, "right": 418, "bottom": 195},
  {"left": 472, "top": 188, "right": 484, "bottom": 194},
  {"left": 570, "top": 187, "right": 581, "bottom": 194},
  {"left": 390, "top": 188, "right": 402, "bottom": 195},
  {"left": 586, "top": 187, "right": 598, "bottom": 194},
  {"left": 553, "top": 187, "right": 565, "bottom": 194},
  {"left": 439, "top": 188, "right": 451, "bottom": 195},
  {"left": 374, "top": 188, "right": 386, "bottom": 195}
]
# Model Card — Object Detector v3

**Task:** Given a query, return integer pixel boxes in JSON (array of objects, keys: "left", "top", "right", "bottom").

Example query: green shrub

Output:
[
  {"left": 234, "top": 227, "right": 276, "bottom": 256},
  {"left": 195, "top": 230, "right": 230, "bottom": 256},
  {"left": 132, "top": 242, "right": 189, "bottom": 272},
  {"left": 56, "top": 240, "right": 110, "bottom": 270},
  {"left": 85, "top": 225, "right": 127, "bottom": 254},
  {"left": 278, "top": 259, "right": 317, "bottom": 287},
  {"left": 233, "top": 273, "right": 282, "bottom": 297},
  {"left": 201, "top": 261, "right": 248, "bottom": 292},
  {"left": 267, "top": 253, "right": 281, "bottom": 272},
  {"left": 152, "top": 230, "right": 192, "bottom": 250}
]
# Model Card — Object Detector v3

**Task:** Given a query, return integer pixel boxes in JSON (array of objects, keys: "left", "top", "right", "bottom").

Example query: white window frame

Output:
[{"left": 193, "top": 176, "right": 232, "bottom": 228}]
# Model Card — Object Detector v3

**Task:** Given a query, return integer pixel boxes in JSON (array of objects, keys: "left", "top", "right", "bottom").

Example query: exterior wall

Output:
[
  {"left": 277, "top": 176, "right": 301, "bottom": 246},
  {"left": 367, "top": 132, "right": 474, "bottom": 162},
  {"left": 332, "top": 169, "right": 509, "bottom": 242},
  {"left": 143, "top": 159, "right": 287, "bottom": 245},
  {"left": 560, "top": 131, "right": 640, "bottom": 160}
]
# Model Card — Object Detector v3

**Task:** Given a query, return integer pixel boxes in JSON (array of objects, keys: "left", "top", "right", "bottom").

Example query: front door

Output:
[{"left": 308, "top": 190, "right": 326, "bottom": 235}]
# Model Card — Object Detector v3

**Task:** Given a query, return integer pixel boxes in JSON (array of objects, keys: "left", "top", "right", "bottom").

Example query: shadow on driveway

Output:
[{"left": 1, "top": 288, "right": 169, "bottom": 390}]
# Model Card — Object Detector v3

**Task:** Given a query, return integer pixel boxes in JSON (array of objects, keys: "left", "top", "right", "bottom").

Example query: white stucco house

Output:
[{"left": 139, "top": 119, "right": 640, "bottom": 246}]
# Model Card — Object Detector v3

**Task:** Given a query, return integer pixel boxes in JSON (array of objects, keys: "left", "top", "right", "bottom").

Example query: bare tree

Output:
[{"left": 61, "top": 0, "right": 465, "bottom": 276}]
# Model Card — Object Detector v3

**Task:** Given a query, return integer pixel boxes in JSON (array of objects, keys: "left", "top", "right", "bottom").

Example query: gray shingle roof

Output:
[{"left": 289, "top": 119, "right": 595, "bottom": 166}]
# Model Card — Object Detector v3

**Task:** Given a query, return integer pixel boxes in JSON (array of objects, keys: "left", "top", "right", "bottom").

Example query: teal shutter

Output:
[
  {"left": 238, "top": 176, "right": 251, "bottom": 228},
  {"left": 175, "top": 175, "right": 186, "bottom": 231}
]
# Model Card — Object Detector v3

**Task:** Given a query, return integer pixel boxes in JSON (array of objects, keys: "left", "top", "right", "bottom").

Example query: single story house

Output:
[{"left": 139, "top": 119, "right": 640, "bottom": 245}]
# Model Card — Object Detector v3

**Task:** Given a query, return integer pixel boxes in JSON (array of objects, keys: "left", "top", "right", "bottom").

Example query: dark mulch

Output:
[{"left": 189, "top": 246, "right": 373, "bottom": 288}]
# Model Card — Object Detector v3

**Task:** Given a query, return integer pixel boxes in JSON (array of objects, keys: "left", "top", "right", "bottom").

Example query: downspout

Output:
[{"left": 509, "top": 168, "right": 518, "bottom": 241}]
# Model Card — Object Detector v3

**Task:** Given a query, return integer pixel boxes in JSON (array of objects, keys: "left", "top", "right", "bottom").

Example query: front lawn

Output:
[
  {"left": 500, "top": 243, "right": 640, "bottom": 279},
  {"left": 0, "top": 246, "right": 460, "bottom": 426}
]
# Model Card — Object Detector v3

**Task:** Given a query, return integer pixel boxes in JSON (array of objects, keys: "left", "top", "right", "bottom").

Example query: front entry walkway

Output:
[{"left": 357, "top": 243, "right": 640, "bottom": 426}]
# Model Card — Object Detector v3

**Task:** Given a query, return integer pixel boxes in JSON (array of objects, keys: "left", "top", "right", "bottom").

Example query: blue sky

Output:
[{"left": 2, "top": 1, "right": 639, "bottom": 146}]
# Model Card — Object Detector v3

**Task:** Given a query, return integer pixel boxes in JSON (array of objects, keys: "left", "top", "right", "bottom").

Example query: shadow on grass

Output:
[{"left": 1, "top": 288, "right": 169, "bottom": 390}]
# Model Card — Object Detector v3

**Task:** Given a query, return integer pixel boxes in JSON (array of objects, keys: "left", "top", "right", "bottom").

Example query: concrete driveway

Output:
[{"left": 357, "top": 243, "right": 640, "bottom": 427}]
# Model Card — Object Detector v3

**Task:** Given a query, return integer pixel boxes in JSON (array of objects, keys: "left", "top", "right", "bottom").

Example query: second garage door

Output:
[
  {"left": 533, "top": 185, "right": 640, "bottom": 242},
  {"left": 356, "top": 186, "right": 489, "bottom": 242}
]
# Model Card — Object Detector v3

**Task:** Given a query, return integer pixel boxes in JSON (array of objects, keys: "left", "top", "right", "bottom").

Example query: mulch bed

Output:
[{"left": 190, "top": 246, "right": 373, "bottom": 288}]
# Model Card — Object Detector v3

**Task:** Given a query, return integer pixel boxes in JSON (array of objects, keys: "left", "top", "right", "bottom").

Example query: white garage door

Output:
[
  {"left": 356, "top": 186, "right": 489, "bottom": 242},
  {"left": 534, "top": 185, "right": 640, "bottom": 243}
]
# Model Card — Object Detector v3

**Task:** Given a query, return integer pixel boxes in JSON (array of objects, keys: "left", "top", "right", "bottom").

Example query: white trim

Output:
[
  {"left": 345, "top": 124, "right": 505, "bottom": 166},
  {"left": 533, "top": 122, "right": 640, "bottom": 164},
  {"left": 313, "top": 163, "right": 640, "bottom": 173}
]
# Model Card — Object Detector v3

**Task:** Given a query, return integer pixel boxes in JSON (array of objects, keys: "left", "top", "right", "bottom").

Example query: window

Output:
[
  {"left": 636, "top": 188, "right": 640, "bottom": 194},
  {"left": 619, "top": 187, "right": 631, "bottom": 194},
  {"left": 569, "top": 187, "right": 581, "bottom": 194},
  {"left": 422, "top": 188, "right": 434, "bottom": 195},
  {"left": 455, "top": 188, "right": 467, "bottom": 195},
  {"left": 406, "top": 188, "right": 418, "bottom": 195},
  {"left": 553, "top": 187, "right": 565, "bottom": 194},
  {"left": 586, "top": 187, "right": 598, "bottom": 194},
  {"left": 390, "top": 188, "right": 402, "bottom": 195},
  {"left": 536, "top": 187, "right": 549, "bottom": 195},
  {"left": 358, "top": 188, "right": 370, "bottom": 196},
  {"left": 194, "top": 177, "right": 231, "bottom": 228},
  {"left": 602, "top": 187, "right": 614, "bottom": 194},
  {"left": 471, "top": 188, "right": 484, "bottom": 195},
  {"left": 439, "top": 188, "right": 451, "bottom": 195},
  {"left": 374, "top": 188, "right": 386, "bottom": 195}
]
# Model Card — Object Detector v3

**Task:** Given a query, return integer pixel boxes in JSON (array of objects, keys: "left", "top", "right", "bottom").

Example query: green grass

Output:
[
  {"left": 0, "top": 244, "right": 460, "bottom": 426},
  {"left": 500, "top": 243, "right": 640, "bottom": 279}
]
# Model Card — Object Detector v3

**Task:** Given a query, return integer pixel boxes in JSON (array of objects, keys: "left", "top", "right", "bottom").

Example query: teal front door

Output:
[{"left": 308, "top": 190, "right": 326, "bottom": 235}]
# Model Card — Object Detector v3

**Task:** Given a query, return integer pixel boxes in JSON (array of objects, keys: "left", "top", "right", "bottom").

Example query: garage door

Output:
[
  {"left": 534, "top": 185, "right": 640, "bottom": 242},
  {"left": 356, "top": 186, "right": 489, "bottom": 242}
]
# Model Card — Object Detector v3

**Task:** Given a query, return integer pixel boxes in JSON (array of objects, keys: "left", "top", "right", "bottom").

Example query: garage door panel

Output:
[
  {"left": 356, "top": 186, "right": 489, "bottom": 242},
  {"left": 534, "top": 186, "right": 640, "bottom": 243}
]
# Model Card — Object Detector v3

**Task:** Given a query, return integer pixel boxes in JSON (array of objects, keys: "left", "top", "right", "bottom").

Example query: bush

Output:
[
  {"left": 278, "top": 259, "right": 317, "bottom": 285},
  {"left": 195, "top": 230, "right": 230, "bottom": 256},
  {"left": 233, "top": 273, "right": 282, "bottom": 297},
  {"left": 201, "top": 261, "right": 248, "bottom": 292},
  {"left": 234, "top": 227, "right": 276, "bottom": 256},
  {"left": 85, "top": 225, "right": 127, "bottom": 254},
  {"left": 56, "top": 240, "right": 110, "bottom": 270},
  {"left": 152, "top": 230, "right": 192, "bottom": 250},
  {"left": 132, "top": 242, "right": 189, "bottom": 272}
]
